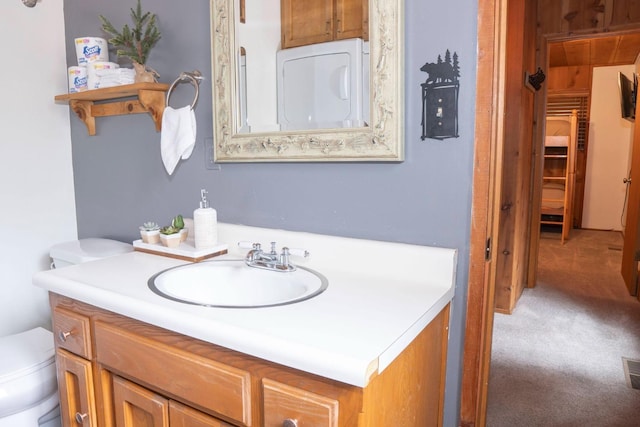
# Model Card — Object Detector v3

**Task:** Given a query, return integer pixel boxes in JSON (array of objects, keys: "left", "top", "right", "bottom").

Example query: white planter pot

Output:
[
  {"left": 160, "top": 233, "right": 181, "bottom": 248},
  {"left": 179, "top": 228, "right": 189, "bottom": 242},
  {"left": 140, "top": 229, "right": 160, "bottom": 244}
]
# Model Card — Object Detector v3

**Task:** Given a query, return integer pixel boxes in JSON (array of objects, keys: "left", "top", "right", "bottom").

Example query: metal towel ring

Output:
[{"left": 166, "top": 70, "right": 203, "bottom": 110}]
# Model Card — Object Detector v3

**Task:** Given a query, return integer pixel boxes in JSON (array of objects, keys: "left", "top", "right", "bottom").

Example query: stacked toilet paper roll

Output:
[
  {"left": 67, "top": 66, "right": 88, "bottom": 93},
  {"left": 74, "top": 37, "right": 108, "bottom": 66}
]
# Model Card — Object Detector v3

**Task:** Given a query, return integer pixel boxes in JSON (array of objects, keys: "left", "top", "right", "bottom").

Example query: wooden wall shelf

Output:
[{"left": 55, "top": 83, "right": 169, "bottom": 136}]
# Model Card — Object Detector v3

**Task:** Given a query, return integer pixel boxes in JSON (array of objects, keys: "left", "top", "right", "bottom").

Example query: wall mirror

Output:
[{"left": 210, "top": 0, "right": 404, "bottom": 162}]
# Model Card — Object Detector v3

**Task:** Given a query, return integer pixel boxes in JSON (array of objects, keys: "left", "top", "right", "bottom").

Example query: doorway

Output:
[
  {"left": 460, "top": 1, "right": 640, "bottom": 422},
  {"left": 528, "top": 30, "right": 640, "bottom": 293},
  {"left": 489, "top": 27, "right": 640, "bottom": 425}
]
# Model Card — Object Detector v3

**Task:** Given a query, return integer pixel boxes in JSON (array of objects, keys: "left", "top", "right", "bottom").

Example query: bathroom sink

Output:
[{"left": 148, "top": 259, "right": 328, "bottom": 308}]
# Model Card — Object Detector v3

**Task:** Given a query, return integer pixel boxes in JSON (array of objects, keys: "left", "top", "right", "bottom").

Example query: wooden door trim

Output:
[
  {"left": 526, "top": 35, "right": 549, "bottom": 290},
  {"left": 460, "top": 0, "right": 507, "bottom": 424}
]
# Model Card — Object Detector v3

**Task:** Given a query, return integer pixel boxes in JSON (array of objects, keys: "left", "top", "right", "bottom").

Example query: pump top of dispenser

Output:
[{"left": 200, "top": 189, "right": 210, "bottom": 209}]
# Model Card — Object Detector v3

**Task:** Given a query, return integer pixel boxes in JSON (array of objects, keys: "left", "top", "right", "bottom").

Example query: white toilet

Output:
[
  {"left": 0, "top": 328, "right": 59, "bottom": 427},
  {"left": 0, "top": 238, "right": 132, "bottom": 427}
]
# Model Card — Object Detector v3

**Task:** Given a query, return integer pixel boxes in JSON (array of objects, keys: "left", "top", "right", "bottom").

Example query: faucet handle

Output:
[
  {"left": 238, "top": 241, "right": 262, "bottom": 250},
  {"left": 287, "top": 247, "right": 310, "bottom": 259},
  {"left": 237, "top": 241, "right": 253, "bottom": 249}
]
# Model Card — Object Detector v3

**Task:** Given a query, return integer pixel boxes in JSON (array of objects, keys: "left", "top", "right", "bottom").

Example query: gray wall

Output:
[{"left": 64, "top": 1, "right": 477, "bottom": 424}]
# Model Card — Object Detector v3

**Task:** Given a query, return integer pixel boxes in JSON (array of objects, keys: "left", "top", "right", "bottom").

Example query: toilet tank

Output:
[{"left": 50, "top": 238, "right": 132, "bottom": 268}]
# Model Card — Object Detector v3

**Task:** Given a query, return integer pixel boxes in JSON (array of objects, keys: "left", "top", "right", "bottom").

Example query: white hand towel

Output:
[{"left": 161, "top": 106, "right": 197, "bottom": 175}]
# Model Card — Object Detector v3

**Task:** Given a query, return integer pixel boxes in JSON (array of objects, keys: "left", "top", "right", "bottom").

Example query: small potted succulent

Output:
[
  {"left": 139, "top": 221, "right": 160, "bottom": 244},
  {"left": 159, "top": 225, "right": 181, "bottom": 248},
  {"left": 172, "top": 214, "right": 188, "bottom": 242}
]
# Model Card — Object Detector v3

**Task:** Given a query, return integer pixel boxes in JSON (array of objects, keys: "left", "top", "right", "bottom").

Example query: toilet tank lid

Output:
[
  {"left": 50, "top": 238, "right": 133, "bottom": 265},
  {"left": 0, "top": 327, "right": 54, "bottom": 383}
]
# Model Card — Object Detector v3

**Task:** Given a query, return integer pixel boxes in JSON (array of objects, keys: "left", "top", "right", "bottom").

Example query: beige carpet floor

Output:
[{"left": 486, "top": 229, "right": 640, "bottom": 426}]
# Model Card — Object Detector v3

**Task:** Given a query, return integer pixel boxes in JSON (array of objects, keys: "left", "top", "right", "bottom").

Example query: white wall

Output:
[
  {"left": 582, "top": 65, "right": 634, "bottom": 230},
  {"left": 237, "top": 0, "right": 280, "bottom": 131},
  {"left": 0, "top": 1, "right": 77, "bottom": 335}
]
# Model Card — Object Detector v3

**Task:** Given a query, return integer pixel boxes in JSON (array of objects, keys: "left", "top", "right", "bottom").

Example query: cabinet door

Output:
[
  {"left": 113, "top": 376, "right": 169, "bottom": 427},
  {"left": 56, "top": 349, "right": 98, "bottom": 427},
  {"left": 335, "top": 0, "right": 367, "bottom": 40},
  {"left": 169, "top": 401, "right": 233, "bottom": 427},
  {"left": 281, "top": 0, "right": 334, "bottom": 48},
  {"left": 263, "top": 379, "right": 339, "bottom": 427}
]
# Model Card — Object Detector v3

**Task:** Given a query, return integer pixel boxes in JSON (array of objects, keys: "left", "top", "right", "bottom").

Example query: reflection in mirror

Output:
[
  {"left": 238, "top": 47, "right": 250, "bottom": 133},
  {"left": 274, "top": 38, "right": 369, "bottom": 131},
  {"left": 238, "top": 0, "right": 369, "bottom": 132},
  {"left": 211, "top": 0, "right": 404, "bottom": 162},
  {"left": 236, "top": 1, "right": 280, "bottom": 132}
]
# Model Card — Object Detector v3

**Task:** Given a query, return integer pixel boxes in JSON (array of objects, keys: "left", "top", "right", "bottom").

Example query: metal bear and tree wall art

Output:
[{"left": 420, "top": 50, "right": 460, "bottom": 140}]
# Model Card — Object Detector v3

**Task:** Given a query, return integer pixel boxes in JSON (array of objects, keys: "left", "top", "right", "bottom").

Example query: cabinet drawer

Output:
[
  {"left": 263, "top": 378, "right": 339, "bottom": 427},
  {"left": 94, "top": 321, "right": 252, "bottom": 426},
  {"left": 52, "top": 307, "right": 92, "bottom": 358}
]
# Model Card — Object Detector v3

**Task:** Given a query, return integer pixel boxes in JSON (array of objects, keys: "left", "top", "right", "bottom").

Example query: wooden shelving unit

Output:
[
  {"left": 55, "top": 83, "right": 169, "bottom": 136},
  {"left": 541, "top": 111, "right": 578, "bottom": 244}
]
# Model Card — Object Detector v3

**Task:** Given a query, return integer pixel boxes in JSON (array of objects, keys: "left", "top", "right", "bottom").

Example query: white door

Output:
[{"left": 582, "top": 65, "right": 634, "bottom": 230}]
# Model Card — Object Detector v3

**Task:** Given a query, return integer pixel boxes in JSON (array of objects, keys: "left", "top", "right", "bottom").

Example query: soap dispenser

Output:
[{"left": 194, "top": 189, "right": 217, "bottom": 249}]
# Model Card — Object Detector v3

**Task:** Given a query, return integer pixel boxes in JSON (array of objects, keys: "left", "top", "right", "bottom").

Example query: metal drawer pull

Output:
[
  {"left": 58, "top": 330, "right": 72, "bottom": 342},
  {"left": 75, "top": 412, "right": 88, "bottom": 424},
  {"left": 283, "top": 419, "right": 298, "bottom": 427}
]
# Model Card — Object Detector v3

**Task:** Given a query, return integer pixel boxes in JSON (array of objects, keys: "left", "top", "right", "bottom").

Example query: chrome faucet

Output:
[{"left": 241, "top": 241, "right": 309, "bottom": 272}]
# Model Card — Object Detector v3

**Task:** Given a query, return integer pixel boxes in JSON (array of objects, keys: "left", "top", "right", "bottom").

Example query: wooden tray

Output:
[{"left": 133, "top": 240, "right": 228, "bottom": 262}]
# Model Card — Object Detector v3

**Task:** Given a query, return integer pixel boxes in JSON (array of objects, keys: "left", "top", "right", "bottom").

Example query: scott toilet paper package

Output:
[
  {"left": 75, "top": 37, "right": 108, "bottom": 66},
  {"left": 68, "top": 66, "right": 88, "bottom": 93}
]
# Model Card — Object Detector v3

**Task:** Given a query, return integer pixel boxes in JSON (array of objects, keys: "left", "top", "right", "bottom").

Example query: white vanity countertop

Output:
[{"left": 34, "top": 223, "right": 456, "bottom": 388}]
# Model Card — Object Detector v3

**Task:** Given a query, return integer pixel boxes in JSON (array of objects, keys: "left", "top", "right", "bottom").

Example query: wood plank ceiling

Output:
[{"left": 549, "top": 32, "right": 640, "bottom": 67}]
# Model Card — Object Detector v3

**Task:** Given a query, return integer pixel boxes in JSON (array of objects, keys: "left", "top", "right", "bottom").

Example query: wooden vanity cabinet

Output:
[
  {"left": 281, "top": 0, "right": 368, "bottom": 49},
  {"left": 50, "top": 293, "right": 449, "bottom": 427}
]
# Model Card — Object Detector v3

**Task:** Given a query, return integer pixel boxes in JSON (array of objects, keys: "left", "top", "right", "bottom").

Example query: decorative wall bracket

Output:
[
  {"left": 55, "top": 83, "right": 169, "bottom": 136},
  {"left": 525, "top": 67, "right": 546, "bottom": 92}
]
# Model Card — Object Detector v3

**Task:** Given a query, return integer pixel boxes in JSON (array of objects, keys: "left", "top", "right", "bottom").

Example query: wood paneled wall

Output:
[
  {"left": 493, "top": 0, "right": 537, "bottom": 313},
  {"left": 547, "top": 66, "right": 592, "bottom": 92},
  {"left": 538, "top": 0, "right": 640, "bottom": 34}
]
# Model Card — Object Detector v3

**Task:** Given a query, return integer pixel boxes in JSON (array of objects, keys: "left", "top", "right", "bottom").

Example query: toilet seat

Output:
[{"left": 0, "top": 327, "right": 57, "bottom": 417}]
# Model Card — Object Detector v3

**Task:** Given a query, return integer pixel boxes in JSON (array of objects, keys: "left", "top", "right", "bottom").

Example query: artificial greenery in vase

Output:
[{"left": 99, "top": 0, "right": 161, "bottom": 82}]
